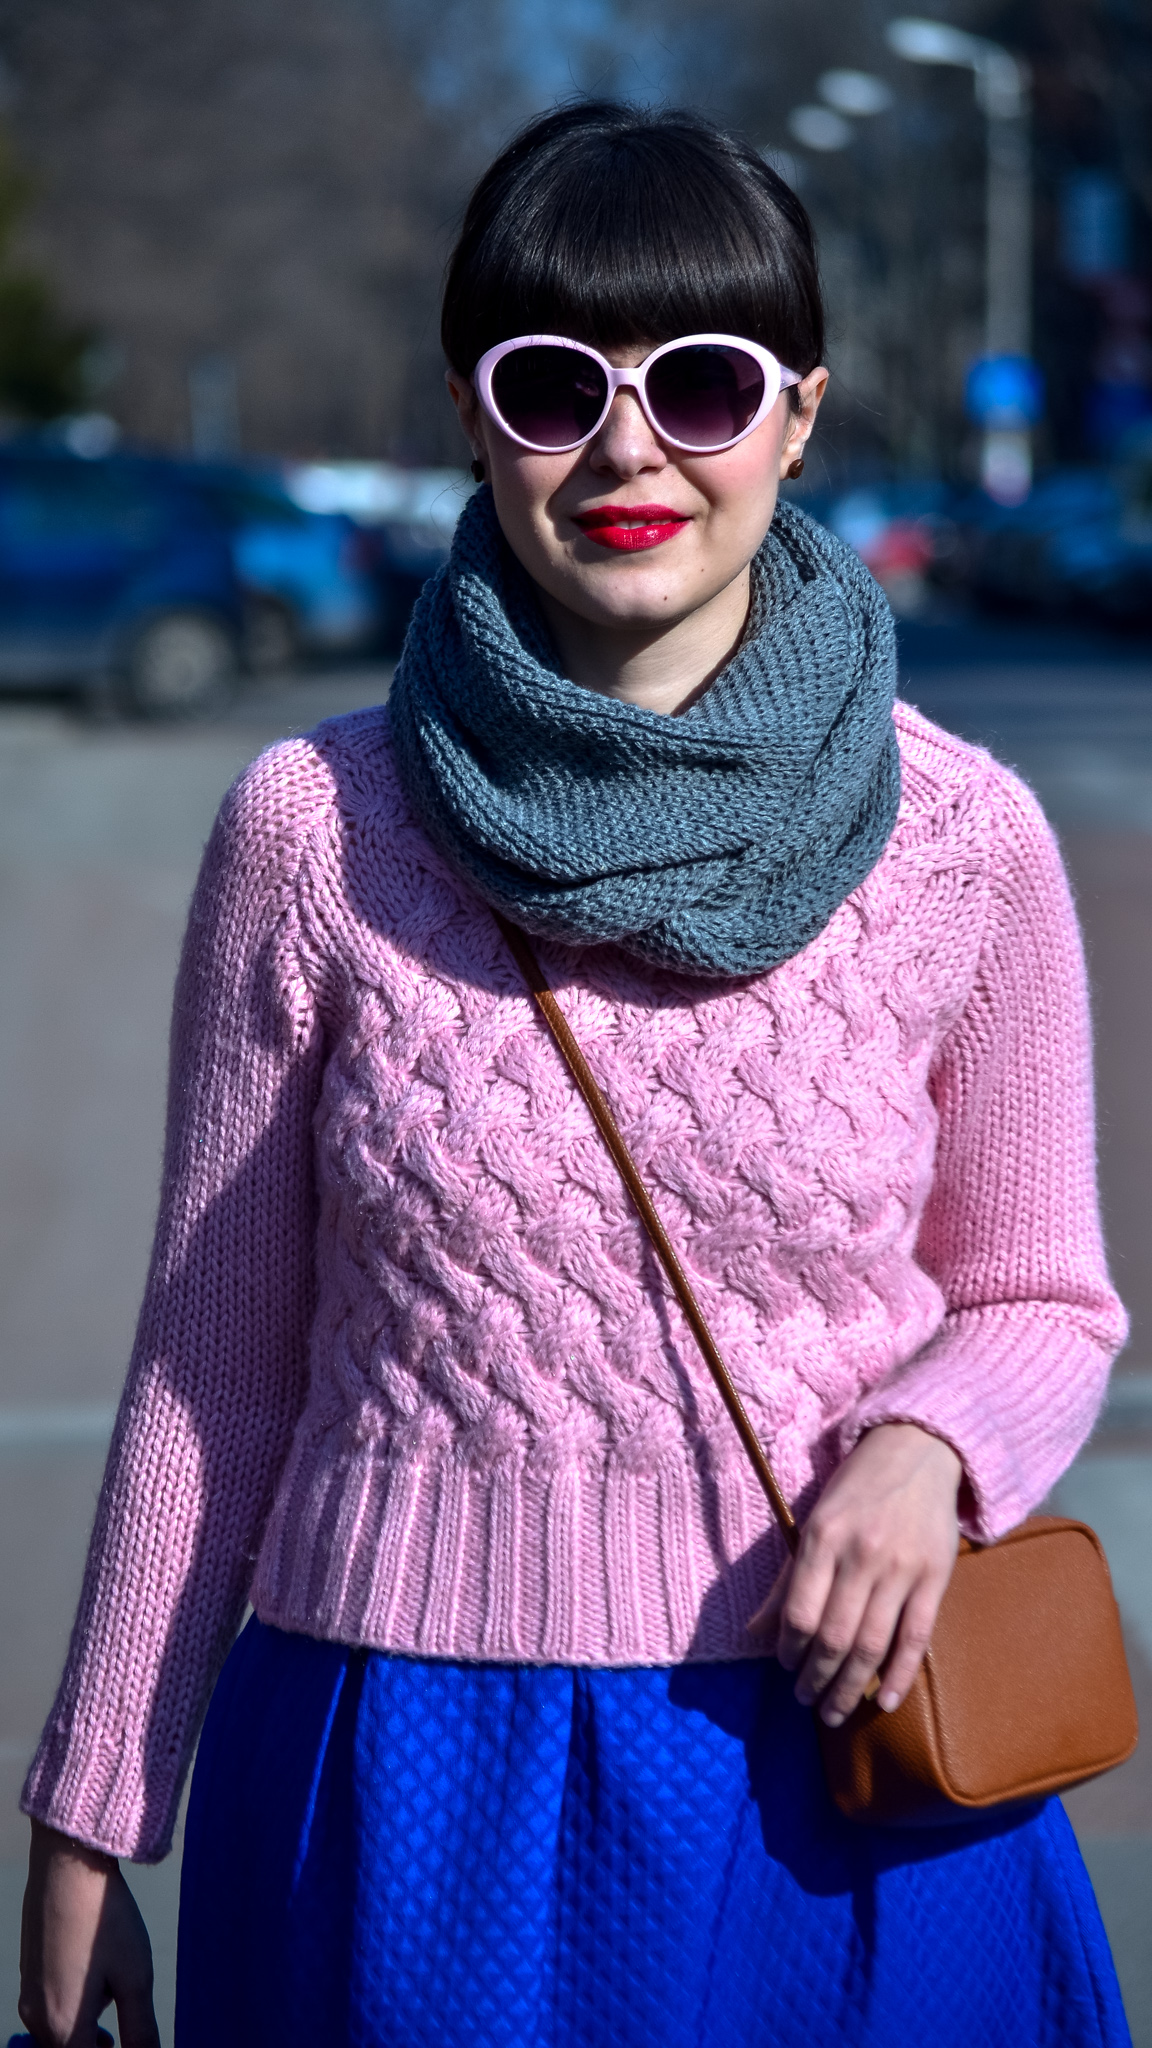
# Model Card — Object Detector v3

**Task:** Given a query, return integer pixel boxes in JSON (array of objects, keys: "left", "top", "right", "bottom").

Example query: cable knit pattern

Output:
[{"left": 22, "top": 699, "right": 1126, "bottom": 1861}]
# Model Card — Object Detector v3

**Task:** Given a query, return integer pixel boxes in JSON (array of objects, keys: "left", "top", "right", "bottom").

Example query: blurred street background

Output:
[{"left": 0, "top": 0, "right": 1150, "bottom": 2040}]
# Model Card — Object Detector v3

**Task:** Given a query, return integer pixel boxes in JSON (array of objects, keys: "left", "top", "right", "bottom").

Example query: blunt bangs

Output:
[{"left": 442, "top": 102, "right": 825, "bottom": 381}]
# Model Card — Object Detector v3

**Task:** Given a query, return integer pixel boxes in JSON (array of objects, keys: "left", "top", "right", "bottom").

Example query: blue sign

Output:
[{"left": 965, "top": 355, "right": 1045, "bottom": 426}]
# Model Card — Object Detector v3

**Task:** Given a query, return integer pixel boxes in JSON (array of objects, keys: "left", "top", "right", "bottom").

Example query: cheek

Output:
[
  {"left": 680, "top": 462, "right": 780, "bottom": 575},
  {"left": 688, "top": 422, "right": 785, "bottom": 518},
  {"left": 488, "top": 450, "right": 577, "bottom": 555}
]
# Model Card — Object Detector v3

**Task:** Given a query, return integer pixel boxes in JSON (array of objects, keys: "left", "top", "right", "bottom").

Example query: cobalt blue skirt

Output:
[{"left": 176, "top": 1616, "right": 1130, "bottom": 2047}]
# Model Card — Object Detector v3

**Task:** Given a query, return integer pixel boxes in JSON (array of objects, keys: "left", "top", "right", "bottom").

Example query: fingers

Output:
[
  {"left": 794, "top": 1568, "right": 904, "bottom": 1722},
  {"left": 748, "top": 1526, "right": 893, "bottom": 1713},
  {"left": 105, "top": 1873, "right": 161, "bottom": 2048},
  {"left": 17, "top": 1852, "right": 160, "bottom": 2048},
  {"left": 781, "top": 1538, "right": 866, "bottom": 1692},
  {"left": 875, "top": 1580, "right": 944, "bottom": 1713},
  {"left": 744, "top": 1422, "right": 962, "bottom": 1726},
  {"left": 17, "top": 1988, "right": 109, "bottom": 2048},
  {"left": 18, "top": 1958, "right": 125, "bottom": 2046},
  {"left": 116, "top": 1985, "right": 163, "bottom": 2048},
  {"left": 767, "top": 1532, "right": 839, "bottom": 1674},
  {"left": 19, "top": 1832, "right": 109, "bottom": 2048},
  {"left": 788, "top": 1552, "right": 950, "bottom": 1725}
]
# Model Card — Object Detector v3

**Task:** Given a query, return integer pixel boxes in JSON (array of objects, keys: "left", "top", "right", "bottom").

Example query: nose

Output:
[{"left": 586, "top": 385, "right": 668, "bottom": 480}]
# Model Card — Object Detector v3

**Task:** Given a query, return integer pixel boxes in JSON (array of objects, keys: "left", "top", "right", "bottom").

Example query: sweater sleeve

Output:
[
  {"left": 21, "top": 741, "right": 328, "bottom": 1861},
  {"left": 841, "top": 763, "right": 1128, "bottom": 1540}
]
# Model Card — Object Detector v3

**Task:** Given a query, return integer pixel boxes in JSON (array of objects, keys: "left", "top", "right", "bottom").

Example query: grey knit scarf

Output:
[{"left": 388, "top": 486, "right": 900, "bottom": 979}]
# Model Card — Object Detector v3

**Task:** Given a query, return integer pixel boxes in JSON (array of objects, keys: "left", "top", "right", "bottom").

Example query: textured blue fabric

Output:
[
  {"left": 176, "top": 1617, "right": 1131, "bottom": 2048},
  {"left": 387, "top": 488, "right": 901, "bottom": 978}
]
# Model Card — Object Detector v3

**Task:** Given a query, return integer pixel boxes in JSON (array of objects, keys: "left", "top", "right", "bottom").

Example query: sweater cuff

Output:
[
  {"left": 839, "top": 1303, "right": 1122, "bottom": 1541},
  {"left": 21, "top": 1676, "right": 191, "bottom": 1864}
]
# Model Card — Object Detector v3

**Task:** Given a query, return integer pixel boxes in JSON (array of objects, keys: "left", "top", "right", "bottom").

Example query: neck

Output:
[{"left": 535, "top": 565, "right": 753, "bottom": 716}]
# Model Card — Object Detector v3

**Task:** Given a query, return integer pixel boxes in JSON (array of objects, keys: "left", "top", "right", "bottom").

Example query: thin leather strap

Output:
[{"left": 495, "top": 912, "right": 799, "bottom": 1554}]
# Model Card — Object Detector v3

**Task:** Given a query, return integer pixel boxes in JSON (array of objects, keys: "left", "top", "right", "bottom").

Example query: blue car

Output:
[
  {"left": 353, "top": 518, "right": 451, "bottom": 651},
  {"left": 0, "top": 446, "right": 244, "bottom": 713},
  {"left": 281, "top": 461, "right": 468, "bottom": 651},
  {"left": 179, "top": 463, "right": 385, "bottom": 668},
  {"left": 954, "top": 460, "right": 1152, "bottom": 625}
]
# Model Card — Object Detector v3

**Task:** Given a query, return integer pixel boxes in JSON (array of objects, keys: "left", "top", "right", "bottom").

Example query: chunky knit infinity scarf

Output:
[{"left": 388, "top": 486, "right": 900, "bottom": 978}]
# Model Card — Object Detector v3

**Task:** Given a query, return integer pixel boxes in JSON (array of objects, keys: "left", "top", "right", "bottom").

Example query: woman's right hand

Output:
[{"left": 18, "top": 1819, "right": 160, "bottom": 2048}]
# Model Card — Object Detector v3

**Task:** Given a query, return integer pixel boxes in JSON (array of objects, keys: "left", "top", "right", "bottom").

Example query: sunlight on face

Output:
[{"left": 450, "top": 345, "right": 826, "bottom": 639}]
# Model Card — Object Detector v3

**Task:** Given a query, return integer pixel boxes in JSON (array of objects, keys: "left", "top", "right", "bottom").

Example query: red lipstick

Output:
[{"left": 572, "top": 503, "right": 690, "bottom": 552}]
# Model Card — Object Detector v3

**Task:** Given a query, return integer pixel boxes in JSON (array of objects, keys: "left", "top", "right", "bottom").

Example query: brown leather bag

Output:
[{"left": 497, "top": 914, "right": 1139, "bottom": 1826}]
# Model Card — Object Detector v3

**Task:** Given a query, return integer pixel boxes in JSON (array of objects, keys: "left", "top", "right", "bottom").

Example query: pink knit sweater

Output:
[{"left": 23, "top": 699, "right": 1126, "bottom": 1861}]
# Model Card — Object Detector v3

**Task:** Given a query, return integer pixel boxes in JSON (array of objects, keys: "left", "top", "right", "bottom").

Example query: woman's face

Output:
[{"left": 448, "top": 344, "right": 828, "bottom": 637}]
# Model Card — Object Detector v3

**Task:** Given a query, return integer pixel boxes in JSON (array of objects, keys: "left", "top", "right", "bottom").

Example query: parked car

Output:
[
  {"left": 0, "top": 445, "right": 244, "bottom": 713},
  {"left": 792, "top": 479, "right": 959, "bottom": 616},
  {"left": 952, "top": 455, "right": 1152, "bottom": 626},
  {"left": 353, "top": 518, "right": 451, "bottom": 650},
  {"left": 178, "top": 462, "right": 385, "bottom": 669},
  {"left": 284, "top": 461, "right": 467, "bottom": 648}
]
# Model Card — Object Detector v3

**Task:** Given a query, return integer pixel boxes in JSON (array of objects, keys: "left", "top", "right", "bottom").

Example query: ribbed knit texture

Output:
[
  {"left": 22, "top": 700, "right": 1126, "bottom": 1862},
  {"left": 388, "top": 489, "right": 902, "bottom": 976}
]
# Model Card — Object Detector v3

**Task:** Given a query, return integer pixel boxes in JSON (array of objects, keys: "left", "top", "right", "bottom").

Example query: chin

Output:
[{"left": 565, "top": 579, "right": 701, "bottom": 630}]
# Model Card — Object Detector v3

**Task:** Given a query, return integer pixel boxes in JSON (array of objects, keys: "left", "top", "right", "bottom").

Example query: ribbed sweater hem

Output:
[{"left": 248, "top": 1440, "right": 791, "bottom": 1669}]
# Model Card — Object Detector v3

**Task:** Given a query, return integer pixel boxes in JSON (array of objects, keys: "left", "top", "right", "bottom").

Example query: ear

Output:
[
  {"left": 446, "top": 370, "right": 488, "bottom": 467},
  {"left": 779, "top": 366, "right": 829, "bottom": 476}
]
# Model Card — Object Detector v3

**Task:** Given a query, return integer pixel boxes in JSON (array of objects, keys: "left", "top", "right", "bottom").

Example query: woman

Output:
[{"left": 19, "top": 101, "right": 1130, "bottom": 2047}]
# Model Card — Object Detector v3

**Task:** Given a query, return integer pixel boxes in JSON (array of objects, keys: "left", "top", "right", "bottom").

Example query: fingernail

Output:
[
  {"left": 794, "top": 1685, "right": 813, "bottom": 1707},
  {"left": 821, "top": 1709, "right": 845, "bottom": 1728},
  {"left": 878, "top": 1688, "right": 900, "bottom": 1712}
]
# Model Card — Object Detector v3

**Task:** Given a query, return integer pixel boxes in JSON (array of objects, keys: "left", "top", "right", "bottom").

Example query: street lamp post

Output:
[{"left": 886, "top": 18, "right": 1036, "bottom": 502}]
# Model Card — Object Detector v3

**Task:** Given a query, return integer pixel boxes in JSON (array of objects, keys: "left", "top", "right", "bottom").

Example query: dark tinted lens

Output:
[
  {"left": 490, "top": 345, "right": 609, "bottom": 448},
  {"left": 646, "top": 344, "right": 766, "bottom": 448}
]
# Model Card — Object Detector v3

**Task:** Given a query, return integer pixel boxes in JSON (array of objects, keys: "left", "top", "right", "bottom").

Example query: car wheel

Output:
[
  {"left": 244, "top": 595, "right": 301, "bottom": 674},
  {"left": 124, "top": 611, "right": 238, "bottom": 717}
]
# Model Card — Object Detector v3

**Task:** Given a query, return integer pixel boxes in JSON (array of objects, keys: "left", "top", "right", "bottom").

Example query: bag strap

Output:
[{"left": 494, "top": 912, "right": 799, "bottom": 1555}]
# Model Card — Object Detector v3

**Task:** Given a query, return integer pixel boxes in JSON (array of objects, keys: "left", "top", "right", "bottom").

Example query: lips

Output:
[{"left": 572, "top": 504, "right": 690, "bottom": 552}]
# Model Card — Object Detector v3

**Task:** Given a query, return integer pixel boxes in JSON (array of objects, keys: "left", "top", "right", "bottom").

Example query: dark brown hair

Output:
[{"left": 441, "top": 101, "right": 825, "bottom": 386}]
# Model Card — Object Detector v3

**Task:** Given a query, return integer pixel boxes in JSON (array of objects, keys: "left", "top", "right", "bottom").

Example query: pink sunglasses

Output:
[{"left": 473, "top": 332, "right": 803, "bottom": 456}]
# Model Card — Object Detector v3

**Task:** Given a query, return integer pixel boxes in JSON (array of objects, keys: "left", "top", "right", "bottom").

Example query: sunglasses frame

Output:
[{"left": 473, "top": 332, "right": 804, "bottom": 456}]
